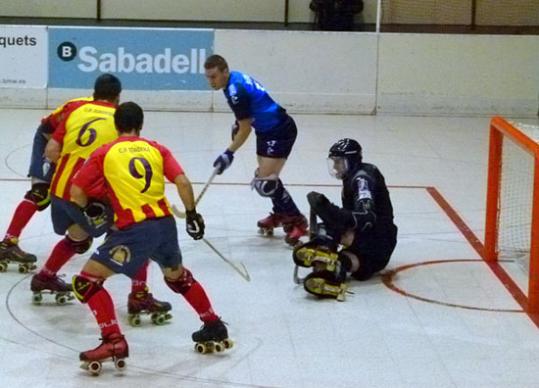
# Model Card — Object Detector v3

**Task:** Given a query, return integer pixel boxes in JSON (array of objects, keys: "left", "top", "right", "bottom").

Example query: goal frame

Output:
[{"left": 484, "top": 116, "right": 539, "bottom": 312}]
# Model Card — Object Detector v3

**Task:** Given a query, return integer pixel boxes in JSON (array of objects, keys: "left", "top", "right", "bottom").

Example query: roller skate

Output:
[
  {"left": 283, "top": 214, "right": 308, "bottom": 246},
  {"left": 30, "top": 272, "right": 74, "bottom": 305},
  {"left": 303, "top": 270, "right": 348, "bottom": 301},
  {"left": 0, "top": 237, "right": 37, "bottom": 273},
  {"left": 192, "top": 318, "right": 234, "bottom": 354},
  {"left": 80, "top": 333, "right": 128, "bottom": 376},
  {"left": 257, "top": 212, "right": 286, "bottom": 236},
  {"left": 127, "top": 289, "right": 172, "bottom": 326}
]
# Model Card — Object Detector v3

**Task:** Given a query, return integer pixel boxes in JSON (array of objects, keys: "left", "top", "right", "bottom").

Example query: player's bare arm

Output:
[
  {"left": 228, "top": 118, "right": 252, "bottom": 152},
  {"left": 174, "top": 174, "right": 196, "bottom": 211},
  {"left": 70, "top": 184, "right": 89, "bottom": 208},
  {"left": 44, "top": 138, "right": 61, "bottom": 162}
]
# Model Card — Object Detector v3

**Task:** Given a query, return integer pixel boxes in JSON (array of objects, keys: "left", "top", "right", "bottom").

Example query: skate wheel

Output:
[
  {"left": 194, "top": 343, "right": 207, "bottom": 354},
  {"left": 114, "top": 358, "right": 127, "bottom": 371},
  {"left": 214, "top": 342, "right": 224, "bottom": 353},
  {"left": 223, "top": 339, "right": 234, "bottom": 349},
  {"left": 18, "top": 265, "right": 28, "bottom": 274},
  {"left": 258, "top": 227, "right": 273, "bottom": 236},
  {"left": 164, "top": 313, "right": 173, "bottom": 321},
  {"left": 151, "top": 313, "right": 166, "bottom": 325},
  {"left": 56, "top": 294, "right": 68, "bottom": 305},
  {"left": 32, "top": 293, "right": 43, "bottom": 304},
  {"left": 87, "top": 361, "right": 102, "bottom": 376},
  {"left": 0, "top": 262, "right": 7, "bottom": 272},
  {"left": 128, "top": 314, "right": 141, "bottom": 327}
]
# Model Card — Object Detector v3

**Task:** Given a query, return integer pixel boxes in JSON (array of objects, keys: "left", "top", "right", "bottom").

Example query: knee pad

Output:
[
  {"left": 251, "top": 172, "right": 281, "bottom": 198},
  {"left": 165, "top": 267, "right": 195, "bottom": 295},
  {"left": 24, "top": 183, "right": 50, "bottom": 211},
  {"left": 67, "top": 236, "right": 93, "bottom": 254},
  {"left": 72, "top": 274, "right": 104, "bottom": 303}
]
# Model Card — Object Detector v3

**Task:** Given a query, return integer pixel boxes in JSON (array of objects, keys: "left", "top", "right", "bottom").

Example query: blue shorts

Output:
[
  {"left": 256, "top": 116, "right": 297, "bottom": 158},
  {"left": 50, "top": 196, "right": 111, "bottom": 237},
  {"left": 28, "top": 129, "right": 54, "bottom": 182},
  {"left": 90, "top": 216, "right": 183, "bottom": 278}
]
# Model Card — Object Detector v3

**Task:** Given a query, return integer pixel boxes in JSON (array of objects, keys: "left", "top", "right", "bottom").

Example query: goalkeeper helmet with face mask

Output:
[{"left": 327, "top": 138, "right": 362, "bottom": 179}]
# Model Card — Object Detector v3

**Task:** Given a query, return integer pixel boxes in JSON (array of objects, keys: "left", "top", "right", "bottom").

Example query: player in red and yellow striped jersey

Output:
[
  {"left": 0, "top": 95, "right": 92, "bottom": 269},
  {"left": 29, "top": 74, "right": 121, "bottom": 300},
  {"left": 70, "top": 102, "right": 230, "bottom": 367},
  {"left": 31, "top": 76, "right": 171, "bottom": 316}
]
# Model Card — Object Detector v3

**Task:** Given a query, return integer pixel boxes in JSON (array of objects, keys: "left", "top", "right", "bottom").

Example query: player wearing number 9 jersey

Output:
[{"left": 69, "top": 102, "right": 229, "bottom": 366}]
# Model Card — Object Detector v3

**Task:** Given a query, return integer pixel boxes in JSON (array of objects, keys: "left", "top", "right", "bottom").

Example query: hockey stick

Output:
[
  {"left": 172, "top": 169, "right": 219, "bottom": 219},
  {"left": 202, "top": 238, "right": 251, "bottom": 282}
]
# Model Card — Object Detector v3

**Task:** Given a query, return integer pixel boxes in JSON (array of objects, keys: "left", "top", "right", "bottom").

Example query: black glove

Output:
[
  {"left": 213, "top": 149, "right": 234, "bottom": 175},
  {"left": 186, "top": 209, "right": 205, "bottom": 240},
  {"left": 230, "top": 121, "right": 239, "bottom": 140},
  {"left": 82, "top": 201, "right": 111, "bottom": 230}
]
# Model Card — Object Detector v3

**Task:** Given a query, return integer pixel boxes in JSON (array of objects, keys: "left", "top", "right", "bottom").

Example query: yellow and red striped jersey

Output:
[
  {"left": 50, "top": 100, "right": 118, "bottom": 200},
  {"left": 72, "top": 136, "right": 184, "bottom": 229},
  {"left": 40, "top": 97, "right": 93, "bottom": 135}
]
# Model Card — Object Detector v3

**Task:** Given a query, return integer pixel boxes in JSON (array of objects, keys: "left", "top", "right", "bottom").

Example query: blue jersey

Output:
[{"left": 224, "top": 71, "right": 288, "bottom": 135}]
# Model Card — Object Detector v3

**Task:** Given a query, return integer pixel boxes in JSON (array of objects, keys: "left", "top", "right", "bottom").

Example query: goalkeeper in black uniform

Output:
[{"left": 293, "top": 138, "right": 397, "bottom": 299}]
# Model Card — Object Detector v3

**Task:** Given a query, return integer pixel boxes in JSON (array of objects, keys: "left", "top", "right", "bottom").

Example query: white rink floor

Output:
[{"left": 0, "top": 109, "right": 538, "bottom": 388}]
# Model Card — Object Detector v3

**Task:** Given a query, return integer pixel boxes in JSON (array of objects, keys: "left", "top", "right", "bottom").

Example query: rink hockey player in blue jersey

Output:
[
  {"left": 293, "top": 138, "right": 397, "bottom": 300},
  {"left": 204, "top": 55, "right": 308, "bottom": 246}
]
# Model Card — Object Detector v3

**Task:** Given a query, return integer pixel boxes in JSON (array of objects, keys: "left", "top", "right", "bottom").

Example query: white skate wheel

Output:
[
  {"left": 195, "top": 343, "right": 206, "bottom": 353},
  {"left": 32, "top": 293, "right": 43, "bottom": 304},
  {"left": 114, "top": 358, "right": 127, "bottom": 371},
  {"left": 88, "top": 361, "right": 102, "bottom": 376},
  {"left": 214, "top": 342, "right": 224, "bottom": 352}
]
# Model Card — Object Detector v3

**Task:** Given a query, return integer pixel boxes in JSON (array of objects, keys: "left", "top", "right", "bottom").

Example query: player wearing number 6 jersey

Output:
[
  {"left": 31, "top": 75, "right": 170, "bottom": 315},
  {"left": 0, "top": 95, "right": 92, "bottom": 271},
  {"left": 70, "top": 102, "right": 229, "bottom": 371}
]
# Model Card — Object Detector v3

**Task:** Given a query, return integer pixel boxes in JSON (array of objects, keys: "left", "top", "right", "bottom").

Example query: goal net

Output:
[{"left": 484, "top": 116, "right": 539, "bottom": 311}]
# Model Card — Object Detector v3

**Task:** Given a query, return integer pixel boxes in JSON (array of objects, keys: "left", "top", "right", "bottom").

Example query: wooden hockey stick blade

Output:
[
  {"left": 202, "top": 238, "right": 251, "bottom": 282},
  {"left": 171, "top": 204, "right": 186, "bottom": 219}
]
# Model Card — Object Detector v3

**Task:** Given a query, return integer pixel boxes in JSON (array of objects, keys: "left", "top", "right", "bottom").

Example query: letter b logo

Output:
[{"left": 57, "top": 41, "right": 77, "bottom": 61}]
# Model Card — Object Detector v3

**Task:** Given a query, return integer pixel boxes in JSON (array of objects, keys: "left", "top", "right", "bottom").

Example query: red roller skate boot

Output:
[
  {"left": 257, "top": 212, "right": 286, "bottom": 236},
  {"left": 127, "top": 288, "right": 172, "bottom": 326},
  {"left": 283, "top": 214, "right": 308, "bottom": 246},
  {"left": 30, "top": 272, "right": 73, "bottom": 305},
  {"left": 0, "top": 237, "right": 37, "bottom": 273},
  {"left": 80, "top": 333, "right": 129, "bottom": 376}
]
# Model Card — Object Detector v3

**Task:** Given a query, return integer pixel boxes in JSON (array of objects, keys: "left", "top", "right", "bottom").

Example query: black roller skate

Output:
[
  {"left": 127, "top": 289, "right": 172, "bottom": 326},
  {"left": 257, "top": 212, "right": 286, "bottom": 236},
  {"left": 30, "top": 272, "right": 74, "bottom": 305},
  {"left": 192, "top": 318, "right": 234, "bottom": 354},
  {"left": 80, "top": 333, "right": 128, "bottom": 376},
  {"left": 0, "top": 237, "right": 37, "bottom": 273}
]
